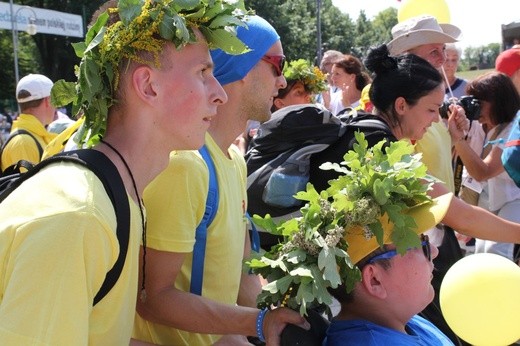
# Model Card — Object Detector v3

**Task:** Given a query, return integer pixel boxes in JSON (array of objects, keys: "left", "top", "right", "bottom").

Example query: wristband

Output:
[{"left": 256, "top": 308, "right": 268, "bottom": 342}]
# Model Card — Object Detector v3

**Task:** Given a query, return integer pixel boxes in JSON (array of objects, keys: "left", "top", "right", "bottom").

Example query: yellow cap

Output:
[{"left": 345, "top": 193, "right": 453, "bottom": 264}]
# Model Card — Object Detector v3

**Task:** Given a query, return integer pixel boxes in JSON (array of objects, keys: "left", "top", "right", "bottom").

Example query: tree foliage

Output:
[
  {"left": 460, "top": 43, "right": 501, "bottom": 71},
  {"left": 0, "top": 0, "right": 502, "bottom": 112},
  {"left": 1, "top": 0, "right": 105, "bottom": 111},
  {"left": 246, "top": 0, "right": 397, "bottom": 63}
]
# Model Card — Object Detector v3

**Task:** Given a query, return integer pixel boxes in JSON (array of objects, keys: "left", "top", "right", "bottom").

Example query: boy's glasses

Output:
[
  {"left": 261, "top": 55, "right": 286, "bottom": 76},
  {"left": 366, "top": 234, "right": 431, "bottom": 264}
]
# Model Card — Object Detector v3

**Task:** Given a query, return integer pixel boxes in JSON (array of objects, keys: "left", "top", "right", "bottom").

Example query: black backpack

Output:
[
  {"left": 0, "top": 149, "right": 130, "bottom": 306},
  {"left": 245, "top": 105, "right": 392, "bottom": 219}
]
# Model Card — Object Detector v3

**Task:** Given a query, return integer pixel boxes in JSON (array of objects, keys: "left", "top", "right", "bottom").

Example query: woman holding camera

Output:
[
  {"left": 449, "top": 71, "right": 520, "bottom": 261},
  {"left": 311, "top": 46, "right": 520, "bottom": 243}
]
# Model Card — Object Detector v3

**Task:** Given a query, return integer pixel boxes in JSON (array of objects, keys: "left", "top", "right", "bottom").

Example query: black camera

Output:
[{"left": 439, "top": 95, "right": 481, "bottom": 121}]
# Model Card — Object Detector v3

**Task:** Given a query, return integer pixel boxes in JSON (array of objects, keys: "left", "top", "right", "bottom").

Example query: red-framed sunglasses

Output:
[{"left": 261, "top": 55, "right": 286, "bottom": 76}]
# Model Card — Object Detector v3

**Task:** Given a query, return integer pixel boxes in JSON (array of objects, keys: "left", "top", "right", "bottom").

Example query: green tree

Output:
[
  {"left": 351, "top": 11, "right": 373, "bottom": 58},
  {"left": 246, "top": 0, "right": 355, "bottom": 63},
  {"left": 1, "top": 0, "right": 105, "bottom": 109},
  {"left": 370, "top": 8, "right": 398, "bottom": 48},
  {"left": 0, "top": 30, "right": 42, "bottom": 110},
  {"left": 461, "top": 43, "right": 501, "bottom": 70}
]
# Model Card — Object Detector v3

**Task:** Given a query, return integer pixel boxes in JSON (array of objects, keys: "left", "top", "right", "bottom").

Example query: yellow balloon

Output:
[
  {"left": 398, "top": 0, "right": 451, "bottom": 23},
  {"left": 440, "top": 253, "right": 520, "bottom": 345}
]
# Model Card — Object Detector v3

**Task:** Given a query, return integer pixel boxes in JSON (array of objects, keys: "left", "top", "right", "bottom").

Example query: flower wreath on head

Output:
[
  {"left": 51, "top": 0, "right": 252, "bottom": 147},
  {"left": 247, "top": 132, "right": 439, "bottom": 317},
  {"left": 283, "top": 59, "right": 327, "bottom": 96}
]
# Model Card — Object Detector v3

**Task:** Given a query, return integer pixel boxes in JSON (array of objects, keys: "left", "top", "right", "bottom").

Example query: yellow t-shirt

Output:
[
  {"left": 134, "top": 134, "right": 248, "bottom": 345},
  {"left": 0, "top": 162, "right": 142, "bottom": 344},
  {"left": 1, "top": 113, "right": 57, "bottom": 170},
  {"left": 415, "top": 121, "right": 455, "bottom": 192}
]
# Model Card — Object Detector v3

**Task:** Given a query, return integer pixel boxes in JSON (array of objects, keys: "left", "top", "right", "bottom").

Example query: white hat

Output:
[
  {"left": 388, "top": 15, "right": 461, "bottom": 56},
  {"left": 16, "top": 74, "right": 54, "bottom": 103}
]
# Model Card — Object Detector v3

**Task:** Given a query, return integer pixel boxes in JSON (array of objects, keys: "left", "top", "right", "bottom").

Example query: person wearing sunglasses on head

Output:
[
  {"left": 133, "top": 15, "right": 310, "bottom": 346},
  {"left": 325, "top": 195, "right": 455, "bottom": 346}
]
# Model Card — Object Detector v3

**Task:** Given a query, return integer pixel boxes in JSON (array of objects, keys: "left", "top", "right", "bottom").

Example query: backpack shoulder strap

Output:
[
  {"left": 0, "top": 149, "right": 130, "bottom": 305},
  {"left": 349, "top": 116, "right": 391, "bottom": 133},
  {"left": 191, "top": 145, "right": 219, "bottom": 295},
  {"left": 64, "top": 150, "right": 130, "bottom": 306},
  {"left": 2, "top": 129, "right": 44, "bottom": 159}
]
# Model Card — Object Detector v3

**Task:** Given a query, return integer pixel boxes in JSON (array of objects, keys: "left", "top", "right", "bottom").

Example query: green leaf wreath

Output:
[
  {"left": 51, "top": 0, "right": 252, "bottom": 147},
  {"left": 247, "top": 132, "right": 436, "bottom": 316},
  {"left": 283, "top": 59, "right": 327, "bottom": 96}
]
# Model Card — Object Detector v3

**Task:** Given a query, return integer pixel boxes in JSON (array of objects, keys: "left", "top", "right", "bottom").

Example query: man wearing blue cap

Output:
[{"left": 133, "top": 15, "right": 308, "bottom": 345}]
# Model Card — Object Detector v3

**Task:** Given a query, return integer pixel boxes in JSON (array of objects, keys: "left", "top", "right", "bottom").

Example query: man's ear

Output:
[
  {"left": 273, "top": 98, "right": 284, "bottom": 110},
  {"left": 361, "top": 264, "right": 388, "bottom": 299},
  {"left": 132, "top": 65, "right": 157, "bottom": 103}
]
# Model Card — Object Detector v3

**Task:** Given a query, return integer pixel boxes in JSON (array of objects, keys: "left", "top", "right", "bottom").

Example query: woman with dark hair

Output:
[
  {"left": 308, "top": 44, "right": 520, "bottom": 345},
  {"left": 328, "top": 54, "right": 371, "bottom": 115},
  {"left": 450, "top": 71, "right": 520, "bottom": 260},
  {"left": 311, "top": 45, "right": 520, "bottom": 253}
]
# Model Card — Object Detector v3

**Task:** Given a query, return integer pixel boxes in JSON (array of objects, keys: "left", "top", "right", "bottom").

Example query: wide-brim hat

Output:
[
  {"left": 388, "top": 15, "right": 461, "bottom": 56},
  {"left": 345, "top": 192, "right": 453, "bottom": 264}
]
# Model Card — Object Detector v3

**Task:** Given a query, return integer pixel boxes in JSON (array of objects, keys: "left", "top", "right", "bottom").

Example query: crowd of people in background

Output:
[{"left": 0, "top": 1, "right": 520, "bottom": 345}]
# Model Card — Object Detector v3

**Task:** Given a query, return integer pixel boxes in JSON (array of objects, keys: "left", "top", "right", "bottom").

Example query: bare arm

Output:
[
  {"left": 453, "top": 139, "right": 504, "bottom": 181},
  {"left": 135, "top": 247, "right": 308, "bottom": 344},
  {"left": 430, "top": 183, "right": 520, "bottom": 243},
  {"left": 448, "top": 112, "right": 504, "bottom": 181}
]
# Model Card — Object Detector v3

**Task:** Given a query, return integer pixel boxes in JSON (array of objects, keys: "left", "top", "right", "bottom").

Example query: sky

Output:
[{"left": 330, "top": 0, "right": 519, "bottom": 50}]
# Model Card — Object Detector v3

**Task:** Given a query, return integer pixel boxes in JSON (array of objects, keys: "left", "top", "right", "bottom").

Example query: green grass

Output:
[{"left": 457, "top": 68, "right": 493, "bottom": 81}]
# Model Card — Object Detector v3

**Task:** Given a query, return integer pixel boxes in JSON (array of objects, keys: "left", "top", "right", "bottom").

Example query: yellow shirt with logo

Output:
[{"left": 134, "top": 134, "right": 248, "bottom": 345}]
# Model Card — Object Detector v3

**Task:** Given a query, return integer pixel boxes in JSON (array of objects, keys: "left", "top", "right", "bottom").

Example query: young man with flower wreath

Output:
[
  {"left": 133, "top": 15, "right": 309, "bottom": 346},
  {"left": 0, "top": 0, "right": 249, "bottom": 344}
]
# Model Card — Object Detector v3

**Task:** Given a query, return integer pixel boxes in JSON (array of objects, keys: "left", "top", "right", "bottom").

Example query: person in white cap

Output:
[{"left": 0, "top": 74, "right": 57, "bottom": 172}]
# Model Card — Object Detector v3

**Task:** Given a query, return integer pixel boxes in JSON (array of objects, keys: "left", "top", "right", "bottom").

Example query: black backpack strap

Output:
[
  {"left": 349, "top": 117, "right": 391, "bottom": 133},
  {"left": 0, "top": 149, "right": 130, "bottom": 305},
  {"left": 0, "top": 129, "right": 44, "bottom": 173},
  {"left": 59, "top": 150, "right": 130, "bottom": 306},
  {"left": 2, "top": 129, "right": 44, "bottom": 159}
]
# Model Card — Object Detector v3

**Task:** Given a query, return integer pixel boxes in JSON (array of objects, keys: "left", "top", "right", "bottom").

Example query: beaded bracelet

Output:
[{"left": 256, "top": 308, "right": 268, "bottom": 342}]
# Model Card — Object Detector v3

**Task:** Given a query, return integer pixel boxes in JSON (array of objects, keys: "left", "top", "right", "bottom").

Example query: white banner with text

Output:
[{"left": 0, "top": 2, "right": 83, "bottom": 38}]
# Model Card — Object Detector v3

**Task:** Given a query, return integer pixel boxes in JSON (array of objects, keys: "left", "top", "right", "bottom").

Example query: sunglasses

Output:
[
  {"left": 261, "top": 55, "right": 286, "bottom": 76},
  {"left": 366, "top": 234, "right": 431, "bottom": 264}
]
